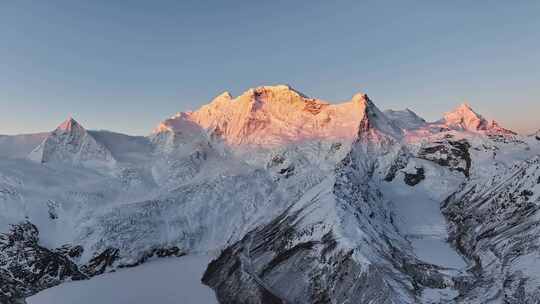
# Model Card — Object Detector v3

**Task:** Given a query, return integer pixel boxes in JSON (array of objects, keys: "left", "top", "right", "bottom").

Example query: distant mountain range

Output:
[{"left": 1, "top": 85, "right": 539, "bottom": 304}]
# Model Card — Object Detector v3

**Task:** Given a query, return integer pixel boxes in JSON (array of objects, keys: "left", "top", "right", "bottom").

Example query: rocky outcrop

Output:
[
  {"left": 403, "top": 167, "right": 425, "bottom": 186},
  {"left": 384, "top": 147, "right": 411, "bottom": 182},
  {"left": 0, "top": 221, "right": 190, "bottom": 304},
  {"left": 0, "top": 222, "right": 87, "bottom": 304},
  {"left": 418, "top": 139, "right": 471, "bottom": 177}
]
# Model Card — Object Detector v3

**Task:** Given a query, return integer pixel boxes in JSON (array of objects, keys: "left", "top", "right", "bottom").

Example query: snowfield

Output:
[
  {"left": 380, "top": 162, "right": 467, "bottom": 270},
  {"left": 27, "top": 255, "right": 217, "bottom": 304}
]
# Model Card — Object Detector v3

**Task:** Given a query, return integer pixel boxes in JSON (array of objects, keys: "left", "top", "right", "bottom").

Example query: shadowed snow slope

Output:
[
  {"left": 27, "top": 255, "right": 217, "bottom": 304},
  {"left": 384, "top": 108, "right": 427, "bottom": 130}
]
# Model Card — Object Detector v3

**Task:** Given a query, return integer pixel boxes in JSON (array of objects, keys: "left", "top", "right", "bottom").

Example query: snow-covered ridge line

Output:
[{"left": 151, "top": 85, "right": 520, "bottom": 150}]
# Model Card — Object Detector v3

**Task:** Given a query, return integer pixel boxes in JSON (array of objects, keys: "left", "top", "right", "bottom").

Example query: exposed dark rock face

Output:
[
  {"left": 0, "top": 269, "right": 26, "bottom": 304},
  {"left": 384, "top": 148, "right": 410, "bottom": 182},
  {"left": 278, "top": 165, "right": 295, "bottom": 178},
  {"left": 0, "top": 222, "right": 87, "bottom": 304},
  {"left": 55, "top": 244, "right": 84, "bottom": 258},
  {"left": 81, "top": 248, "right": 120, "bottom": 276},
  {"left": 203, "top": 245, "right": 285, "bottom": 304},
  {"left": 403, "top": 167, "right": 425, "bottom": 186},
  {"left": 119, "top": 246, "right": 186, "bottom": 269},
  {"left": 303, "top": 100, "right": 329, "bottom": 115},
  {"left": 0, "top": 222, "right": 189, "bottom": 304},
  {"left": 418, "top": 139, "right": 471, "bottom": 177}
]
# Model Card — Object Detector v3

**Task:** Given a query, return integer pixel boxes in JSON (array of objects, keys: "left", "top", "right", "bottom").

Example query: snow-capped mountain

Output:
[
  {"left": 435, "top": 103, "right": 515, "bottom": 136},
  {"left": 0, "top": 85, "right": 539, "bottom": 304},
  {"left": 440, "top": 103, "right": 489, "bottom": 130},
  {"left": 28, "top": 118, "right": 116, "bottom": 168},
  {"left": 155, "top": 85, "right": 383, "bottom": 148}
]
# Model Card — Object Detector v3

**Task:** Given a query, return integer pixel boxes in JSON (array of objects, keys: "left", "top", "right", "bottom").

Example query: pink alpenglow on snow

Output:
[{"left": 152, "top": 85, "right": 402, "bottom": 148}]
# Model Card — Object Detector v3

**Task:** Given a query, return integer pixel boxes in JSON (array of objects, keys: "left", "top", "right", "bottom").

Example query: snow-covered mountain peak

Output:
[
  {"left": 354, "top": 94, "right": 403, "bottom": 141},
  {"left": 442, "top": 102, "right": 488, "bottom": 131},
  {"left": 56, "top": 117, "right": 83, "bottom": 132},
  {"left": 456, "top": 102, "right": 474, "bottom": 111},
  {"left": 350, "top": 92, "right": 369, "bottom": 103},
  {"left": 253, "top": 84, "right": 309, "bottom": 98},
  {"left": 439, "top": 103, "right": 516, "bottom": 136},
  {"left": 207, "top": 91, "right": 233, "bottom": 107},
  {"left": 240, "top": 84, "right": 312, "bottom": 107},
  {"left": 215, "top": 91, "right": 233, "bottom": 100},
  {"left": 28, "top": 117, "right": 116, "bottom": 168},
  {"left": 149, "top": 86, "right": 411, "bottom": 148}
]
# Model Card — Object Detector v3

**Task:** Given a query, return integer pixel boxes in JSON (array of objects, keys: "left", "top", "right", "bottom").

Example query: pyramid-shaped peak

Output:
[
  {"left": 446, "top": 103, "right": 483, "bottom": 119},
  {"left": 28, "top": 116, "right": 115, "bottom": 168},
  {"left": 441, "top": 102, "right": 518, "bottom": 134},
  {"left": 56, "top": 117, "right": 84, "bottom": 132},
  {"left": 353, "top": 94, "right": 403, "bottom": 139},
  {"left": 457, "top": 102, "right": 473, "bottom": 110},
  {"left": 442, "top": 102, "right": 488, "bottom": 131}
]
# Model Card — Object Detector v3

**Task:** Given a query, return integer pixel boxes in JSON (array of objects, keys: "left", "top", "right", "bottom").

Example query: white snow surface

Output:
[
  {"left": 380, "top": 159, "right": 467, "bottom": 269},
  {"left": 27, "top": 255, "right": 217, "bottom": 304}
]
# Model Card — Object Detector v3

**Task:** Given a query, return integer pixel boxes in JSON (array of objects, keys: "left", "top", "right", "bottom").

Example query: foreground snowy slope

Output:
[
  {"left": 0, "top": 85, "right": 538, "bottom": 304},
  {"left": 27, "top": 255, "right": 217, "bottom": 304}
]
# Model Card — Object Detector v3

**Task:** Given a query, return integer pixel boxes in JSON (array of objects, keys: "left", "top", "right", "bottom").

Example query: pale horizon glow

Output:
[{"left": 1, "top": 1, "right": 539, "bottom": 135}]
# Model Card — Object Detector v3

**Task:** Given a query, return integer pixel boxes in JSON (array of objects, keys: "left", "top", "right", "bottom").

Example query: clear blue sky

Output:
[{"left": 1, "top": 1, "right": 539, "bottom": 135}]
